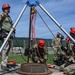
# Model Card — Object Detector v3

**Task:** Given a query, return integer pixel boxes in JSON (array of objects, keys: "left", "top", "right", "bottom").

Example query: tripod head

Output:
[{"left": 26, "top": 0, "right": 39, "bottom": 7}]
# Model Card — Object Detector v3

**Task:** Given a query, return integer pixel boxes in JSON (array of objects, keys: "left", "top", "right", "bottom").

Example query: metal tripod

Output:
[{"left": 0, "top": 0, "right": 75, "bottom": 56}]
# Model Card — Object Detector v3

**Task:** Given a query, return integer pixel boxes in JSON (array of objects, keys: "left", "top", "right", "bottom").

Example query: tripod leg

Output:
[
  {"left": 0, "top": 4, "right": 28, "bottom": 52},
  {"left": 39, "top": 3, "right": 75, "bottom": 43}
]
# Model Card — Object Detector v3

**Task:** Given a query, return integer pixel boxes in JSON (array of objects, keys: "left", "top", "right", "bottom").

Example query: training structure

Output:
[
  {"left": 0, "top": 0, "right": 75, "bottom": 75},
  {"left": 0, "top": 0, "right": 75, "bottom": 53}
]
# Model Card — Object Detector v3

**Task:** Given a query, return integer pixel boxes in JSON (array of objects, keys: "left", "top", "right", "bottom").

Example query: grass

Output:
[
  {"left": 47, "top": 54, "right": 54, "bottom": 64},
  {"left": 0, "top": 54, "right": 54, "bottom": 64}
]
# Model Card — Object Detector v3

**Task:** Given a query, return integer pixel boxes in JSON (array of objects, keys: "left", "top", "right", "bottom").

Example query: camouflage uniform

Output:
[
  {"left": 61, "top": 40, "right": 75, "bottom": 75},
  {"left": 52, "top": 37, "right": 62, "bottom": 60},
  {"left": 30, "top": 44, "right": 48, "bottom": 63},
  {"left": 64, "top": 64, "right": 75, "bottom": 75},
  {"left": 0, "top": 13, "right": 13, "bottom": 68},
  {"left": 51, "top": 33, "right": 64, "bottom": 65}
]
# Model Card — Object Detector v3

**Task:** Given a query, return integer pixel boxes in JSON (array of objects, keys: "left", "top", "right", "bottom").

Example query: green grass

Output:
[
  {"left": 0, "top": 54, "right": 54, "bottom": 64},
  {"left": 47, "top": 54, "right": 54, "bottom": 64}
]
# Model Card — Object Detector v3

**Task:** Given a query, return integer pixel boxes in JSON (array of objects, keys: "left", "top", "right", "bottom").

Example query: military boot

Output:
[
  {"left": 72, "top": 72, "right": 75, "bottom": 75},
  {"left": 1, "top": 65, "right": 9, "bottom": 71}
]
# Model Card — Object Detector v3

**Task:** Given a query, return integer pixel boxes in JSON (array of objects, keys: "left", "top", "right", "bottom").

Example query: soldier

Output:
[
  {"left": 0, "top": 4, "right": 15, "bottom": 71},
  {"left": 60, "top": 28, "right": 75, "bottom": 75},
  {"left": 30, "top": 40, "right": 48, "bottom": 63},
  {"left": 51, "top": 32, "right": 64, "bottom": 66}
]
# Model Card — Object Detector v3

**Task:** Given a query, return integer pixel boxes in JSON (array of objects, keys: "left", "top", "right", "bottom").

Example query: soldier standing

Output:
[
  {"left": 51, "top": 32, "right": 64, "bottom": 66},
  {"left": 0, "top": 4, "right": 14, "bottom": 71}
]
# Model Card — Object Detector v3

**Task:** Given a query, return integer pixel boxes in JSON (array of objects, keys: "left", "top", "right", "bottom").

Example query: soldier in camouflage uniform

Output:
[
  {"left": 30, "top": 40, "right": 48, "bottom": 63},
  {"left": 0, "top": 4, "right": 14, "bottom": 71},
  {"left": 60, "top": 28, "right": 75, "bottom": 75},
  {"left": 51, "top": 32, "right": 64, "bottom": 66}
]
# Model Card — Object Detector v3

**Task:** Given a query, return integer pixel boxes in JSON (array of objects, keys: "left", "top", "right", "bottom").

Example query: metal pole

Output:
[
  {"left": 0, "top": 4, "right": 28, "bottom": 52},
  {"left": 39, "top": 3, "right": 75, "bottom": 43},
  {"left": 27, "top": 7, "right": 32, "bottom": 63}
]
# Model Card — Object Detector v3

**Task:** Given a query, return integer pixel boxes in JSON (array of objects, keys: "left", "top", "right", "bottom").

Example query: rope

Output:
[
  {"left": 31, "top": 7, "right": 37, "bottom": 42},
  {"left": 13, "top": 34, "right": 27, "bottom": 62},
  {"left": 37, "top": 11, "right": 63, "bottom": 50},
  {"left": 36, "top": 47, "right": 46, "bottom": 64},
  {"left": 37, "top": 11, "right": 55, "bottom": 38}
]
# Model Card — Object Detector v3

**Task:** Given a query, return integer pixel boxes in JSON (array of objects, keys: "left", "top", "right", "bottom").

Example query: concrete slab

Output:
[
  {"left": 0, "top": 64, "right": 64, "bottom": 75},
  {"left": 48, "top": 65, "right": 64, "bottom": 75},
  {"left": 50, "top": 72, "right": 64, "bottom": 75},
  {"left": 0, "top": 64, "right": 21, "bottom": 75},
  {"left": 48, "top": 68, "right": 64, "bottom": 75}
]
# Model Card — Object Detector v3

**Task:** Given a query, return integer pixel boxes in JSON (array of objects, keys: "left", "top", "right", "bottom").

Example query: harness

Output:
[
  {"left": 0, "top": 14, "right": 7, "bottom": 39},
  {"left": 34, "top": 45, "right": 47, "bottom": 63},
  {"left": 35, "top": 47, "right": 44, "bottom": 59},
  {"left": 0, "top": 14, "right": 13, "bottom": 40}
]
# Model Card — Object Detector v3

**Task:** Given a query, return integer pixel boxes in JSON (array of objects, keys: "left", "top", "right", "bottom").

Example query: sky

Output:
[{"left": 0, "top": 0, "right": 75, "bottom": 39}]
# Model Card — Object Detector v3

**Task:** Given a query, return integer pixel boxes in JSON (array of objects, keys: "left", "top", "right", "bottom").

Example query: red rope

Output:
[{"left": 31, "top": 11, "right": 37, "bottom": 42}]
